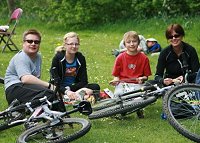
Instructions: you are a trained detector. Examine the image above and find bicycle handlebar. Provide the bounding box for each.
[122,84,157,96]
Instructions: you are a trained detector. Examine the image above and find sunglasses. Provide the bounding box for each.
[24,40,41,44]
[168,34,180,39]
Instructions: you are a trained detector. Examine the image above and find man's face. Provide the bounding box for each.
[23,34,40,56]
[147,41,154,47]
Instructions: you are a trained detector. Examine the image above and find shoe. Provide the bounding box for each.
[111,49,120,57]
[45,126,63,139]
[161,112,167,120]
[24,121,38,130]
[136,110,144,119]
[9,111,26,124]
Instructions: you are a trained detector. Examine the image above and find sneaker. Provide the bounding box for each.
[24,121,38,130]
[161,112,167,120]
[136,110,144,119]
[9,111,26,125]
[11,111,24,120]
[45,126,63,140]
[111,49,120,57]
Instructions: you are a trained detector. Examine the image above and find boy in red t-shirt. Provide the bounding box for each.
[110,31,152,118]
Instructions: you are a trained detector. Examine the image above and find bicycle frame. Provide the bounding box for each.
[8,96,91,126]
[117,84,174,101]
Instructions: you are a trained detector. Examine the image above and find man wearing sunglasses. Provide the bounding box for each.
[4,29,56,107]
[155,24,200,86]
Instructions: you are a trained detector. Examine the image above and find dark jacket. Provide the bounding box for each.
[155,42,200,84]
[50,51,88,94]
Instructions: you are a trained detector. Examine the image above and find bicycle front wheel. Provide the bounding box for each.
[17,118,91,143]
[89,96,157,119]
[163,84,200,142]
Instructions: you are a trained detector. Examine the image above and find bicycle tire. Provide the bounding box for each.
[92,98,118,111]
[17,118,91,143]
[89,96,157,119]
[163,84,200,142]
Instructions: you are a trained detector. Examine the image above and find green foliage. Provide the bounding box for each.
[162,0,189,15]
[1,0,200,29]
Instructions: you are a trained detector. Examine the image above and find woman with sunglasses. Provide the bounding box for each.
[50,32,100,103]
[155,24,200,86]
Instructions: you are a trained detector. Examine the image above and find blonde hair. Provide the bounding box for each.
[55,32,80,53]
[63,32,80,42]
[123,31,140,45]
[55,45,64,53]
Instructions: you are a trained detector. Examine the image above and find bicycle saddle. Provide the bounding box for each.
[74,101,92,115]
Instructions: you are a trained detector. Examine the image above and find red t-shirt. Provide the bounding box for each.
[112,52,152,83]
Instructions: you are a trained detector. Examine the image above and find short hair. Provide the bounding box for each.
[63,32,80,43]
[123,31,140,45]
[165,24,185,39]
[23,29,41,41]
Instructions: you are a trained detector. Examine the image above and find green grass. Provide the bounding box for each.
[0,16,200,142]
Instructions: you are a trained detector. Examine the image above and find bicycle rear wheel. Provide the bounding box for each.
[89,96,157,119]
[17,118,91,143]
[0,108,25,131]
[163,84,200,142]
[92,98,118,111]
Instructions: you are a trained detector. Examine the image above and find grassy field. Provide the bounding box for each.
[0,16,200,142]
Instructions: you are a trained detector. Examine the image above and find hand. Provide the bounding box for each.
[137,77,145,84]
[65,90,78,100]
[109,80,119,86]
[172,76,183,84]
[163,78,173,86]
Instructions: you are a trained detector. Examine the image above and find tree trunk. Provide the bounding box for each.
[7,0,15,14]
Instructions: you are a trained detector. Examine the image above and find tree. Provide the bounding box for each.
[7,0,15,14]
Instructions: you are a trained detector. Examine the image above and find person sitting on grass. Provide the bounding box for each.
[112,35,148,57]
[155,23,200,119]
[50,32,100,104]
[4,29,65,112]
[110,31,152,118]
[146,38,162,54]
[155,23,200,86]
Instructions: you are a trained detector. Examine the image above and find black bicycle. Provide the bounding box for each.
[89,81,173,119]
[163,83,200,142]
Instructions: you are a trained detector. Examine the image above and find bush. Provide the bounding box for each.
[1,0,200,29]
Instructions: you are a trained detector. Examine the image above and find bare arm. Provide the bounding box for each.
[21,74,49,88]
